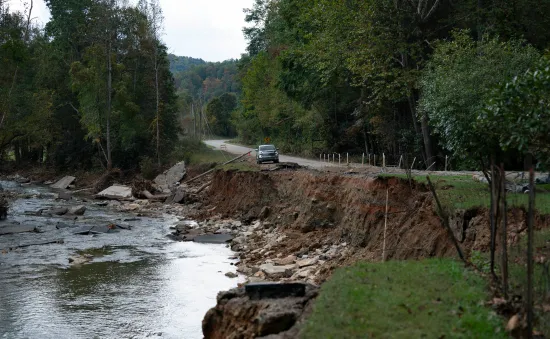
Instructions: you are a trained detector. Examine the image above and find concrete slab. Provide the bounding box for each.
[51,176,76,189]
[154,161,186,191]
[96,185,133,200]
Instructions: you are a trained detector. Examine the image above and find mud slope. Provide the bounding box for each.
[202,170,549,265]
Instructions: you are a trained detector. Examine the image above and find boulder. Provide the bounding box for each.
[225,272,238,278]
[119,203,140,211]
[68,205,86,216]
[166,188,185,204]
[274,255,297,266]
[58,191,72,201]
[73,224,122,235]
[154,161,186,192]
[44,207,69,216]
[96,185,133,200]
[291,268,315,280]
[202,284,318,339]
[296,257,318,268]
[16,176,30,184]
[51,176,76,189]
[259,263,295,278]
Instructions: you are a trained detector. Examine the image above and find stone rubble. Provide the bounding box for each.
[154,211,352,286]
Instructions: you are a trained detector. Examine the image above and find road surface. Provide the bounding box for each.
[203,140,325,169]
[202,140,549,183]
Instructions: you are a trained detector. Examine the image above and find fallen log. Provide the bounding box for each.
[196,181,211,194]
[184,151,251,185]
[142,190,170,201]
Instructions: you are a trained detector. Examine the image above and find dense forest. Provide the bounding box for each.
[2,0,550,173]
[235,0,550,170]
[0,0,178,170]
[168,54,206,73]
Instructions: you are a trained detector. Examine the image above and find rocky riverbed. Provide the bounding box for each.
[0,179,243,339]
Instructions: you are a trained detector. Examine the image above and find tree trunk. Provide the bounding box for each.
[106,40,112,171]
[420,112,433,167]
[407,95,427,163]
[199,103,203,140]
[192,104,196,138]
[14,140,21,165]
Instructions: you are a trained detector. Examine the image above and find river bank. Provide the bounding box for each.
[0,174,243,339]
[3,161,550,338]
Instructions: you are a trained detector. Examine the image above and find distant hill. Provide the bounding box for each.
[168,54,206,73]
[171,56,240,104]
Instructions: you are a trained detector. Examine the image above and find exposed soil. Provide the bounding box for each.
[4,164,549,338]
[194,170,548,281]
[193,168,550,339]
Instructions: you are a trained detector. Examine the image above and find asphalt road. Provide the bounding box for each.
[203,140,325,169]
[202,140,550,184]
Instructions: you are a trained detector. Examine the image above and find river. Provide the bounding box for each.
[0,181,242,339]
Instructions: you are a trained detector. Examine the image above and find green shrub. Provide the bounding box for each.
[139,157,159,180]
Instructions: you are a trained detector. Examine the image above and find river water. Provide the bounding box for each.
[0,181,242,339]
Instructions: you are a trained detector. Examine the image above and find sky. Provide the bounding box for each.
[7,0,254,62]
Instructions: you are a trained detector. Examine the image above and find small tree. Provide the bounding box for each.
[419,30,540,169]
[480,56,550,167]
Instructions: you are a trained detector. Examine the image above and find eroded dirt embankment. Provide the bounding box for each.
[199,170,548,275]
[197,169,550,338]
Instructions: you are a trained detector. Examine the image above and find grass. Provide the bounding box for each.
[506,229,550,334]
[300,259,506,339]
[382,174,550,214]
[188,145,258,172]
[189,147,234,164]
[469,228,550,335]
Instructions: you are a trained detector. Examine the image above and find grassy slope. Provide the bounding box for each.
[300,259,506,339]
[470,228,550,335]
[385,174,550,214]
[190,145,258,171]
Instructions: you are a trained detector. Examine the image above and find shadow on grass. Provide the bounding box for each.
[300,259,506,339]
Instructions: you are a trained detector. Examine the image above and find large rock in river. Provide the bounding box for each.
[96,185,133,200]
[202,283,318,339]
[51,176,76,189]
[154,161,186,193]
[68,205,86,216]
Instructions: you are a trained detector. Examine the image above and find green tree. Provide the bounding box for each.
[481,56,550,167]
[206,93,237,137]
[418,30,539,168]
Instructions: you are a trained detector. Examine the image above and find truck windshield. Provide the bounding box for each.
[260,145,276,151]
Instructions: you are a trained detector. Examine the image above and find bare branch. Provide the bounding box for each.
[423,0,441,21]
